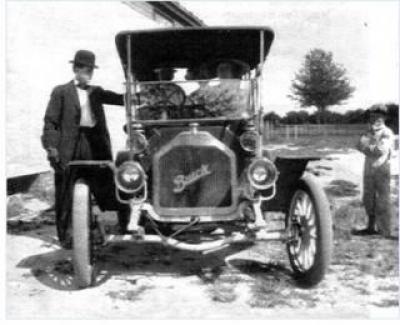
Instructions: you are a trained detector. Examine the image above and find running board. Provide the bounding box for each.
[105,229,288,252]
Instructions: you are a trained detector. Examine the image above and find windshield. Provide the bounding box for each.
[133,78,252,121]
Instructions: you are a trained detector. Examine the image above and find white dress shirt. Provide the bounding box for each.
[74,80,96,127]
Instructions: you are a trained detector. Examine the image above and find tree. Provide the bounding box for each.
[281,110,310,124]
[263,111,281,126]
[289,49,355,124]
[343,109,366,124]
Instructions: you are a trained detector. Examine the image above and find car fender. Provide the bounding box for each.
[261,155,321,212]
[67,160,121,211]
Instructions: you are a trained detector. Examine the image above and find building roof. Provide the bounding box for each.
[124,1,205,27]
[149,1,206,27]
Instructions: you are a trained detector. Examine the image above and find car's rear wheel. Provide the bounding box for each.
[72,179,95,288]
[286,174,332,287]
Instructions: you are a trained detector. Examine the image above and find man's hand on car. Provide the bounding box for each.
[47,147,64,172]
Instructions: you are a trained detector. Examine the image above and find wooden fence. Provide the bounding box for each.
[263,122,368,141]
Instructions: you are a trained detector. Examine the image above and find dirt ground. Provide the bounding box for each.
[6,136,399,319]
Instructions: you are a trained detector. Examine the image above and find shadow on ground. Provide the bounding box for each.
[324,179,360,198]
[17,235,293,292]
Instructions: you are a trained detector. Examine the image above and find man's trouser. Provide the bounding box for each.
[54,127,111,244]
[363,162,392,236]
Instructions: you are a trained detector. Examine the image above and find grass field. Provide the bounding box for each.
[6,134,399,317]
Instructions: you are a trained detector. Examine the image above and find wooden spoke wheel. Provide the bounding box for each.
[286,174,333,287]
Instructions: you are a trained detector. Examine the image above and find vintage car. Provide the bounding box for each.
[69,27,332,288]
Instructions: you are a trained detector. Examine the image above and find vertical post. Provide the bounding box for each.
[264,119,269,142]
[125,35,134,160]
[257,30,265,156]
[259,30,265,111]
[286,124,290,141]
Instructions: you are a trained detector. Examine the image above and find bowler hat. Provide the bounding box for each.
[69,50,98,69]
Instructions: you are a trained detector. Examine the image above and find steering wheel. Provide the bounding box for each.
[139,83,186,119]
[155,83,186,106]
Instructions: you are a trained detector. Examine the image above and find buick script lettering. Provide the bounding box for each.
[173,164,212,193]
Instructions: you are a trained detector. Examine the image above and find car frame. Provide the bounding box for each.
[67,27,333,288]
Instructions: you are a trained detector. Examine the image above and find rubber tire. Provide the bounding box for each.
[286,174,333,287]
[72,179,94,288]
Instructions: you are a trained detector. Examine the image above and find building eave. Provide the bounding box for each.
[123,1,205,27]
[148,1,205,27]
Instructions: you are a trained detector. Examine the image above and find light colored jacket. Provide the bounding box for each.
[357,125,394,169]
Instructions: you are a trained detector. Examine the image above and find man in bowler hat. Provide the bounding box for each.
[41,50,127,248]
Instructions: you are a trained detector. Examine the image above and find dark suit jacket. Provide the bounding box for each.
[41,80,124,164]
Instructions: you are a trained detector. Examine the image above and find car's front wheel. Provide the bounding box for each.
[72,179,95,288]
[286,174,332,287]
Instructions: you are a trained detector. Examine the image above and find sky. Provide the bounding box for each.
[5,0,161,175]
[181,0,399,115]
[3,0,399,175]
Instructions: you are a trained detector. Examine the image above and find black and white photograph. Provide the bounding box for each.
[3,0,399,319]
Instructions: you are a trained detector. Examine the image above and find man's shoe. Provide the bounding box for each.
[351,228,379,236]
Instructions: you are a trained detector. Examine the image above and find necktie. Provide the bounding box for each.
[77,84,89,90]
